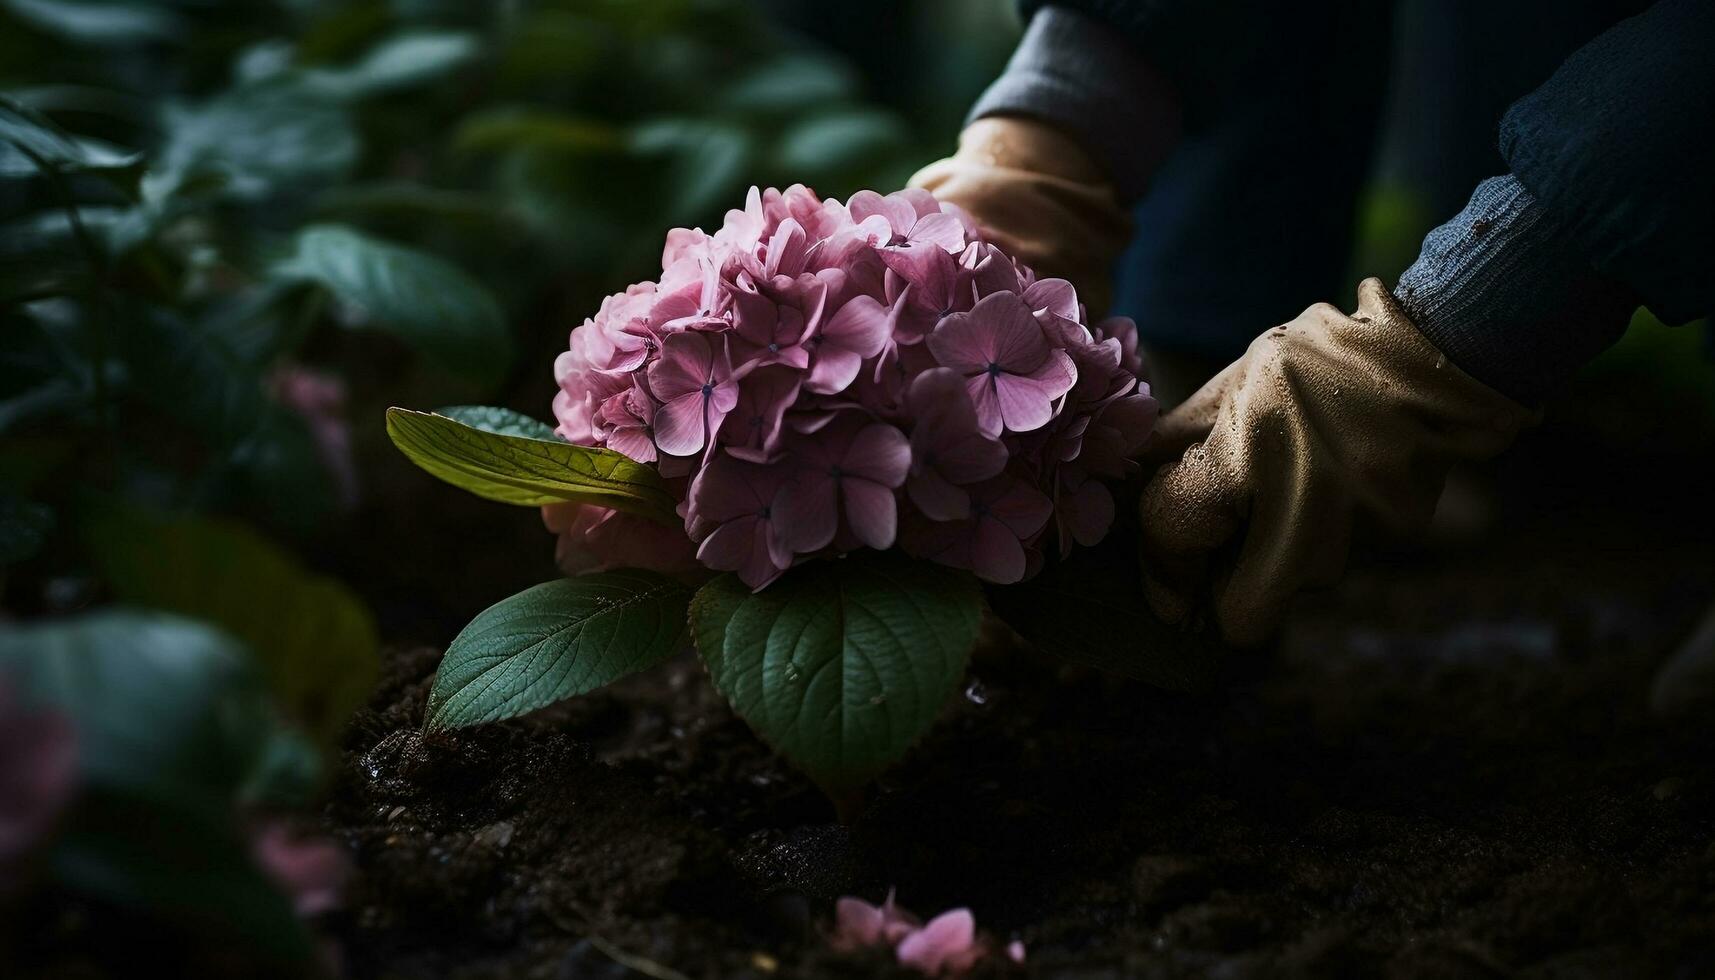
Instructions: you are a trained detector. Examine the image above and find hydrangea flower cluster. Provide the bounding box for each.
[551,185,1157,589]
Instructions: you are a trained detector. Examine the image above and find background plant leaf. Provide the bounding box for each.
[83,508,380,743]
[0,96,140,176]
[436,404,561,441]
[0,611,314,963]
[426,571,692,729]
[691,551,982,793]
[273,224,511,385]
[386,407,677,522]
[0,611,281,809]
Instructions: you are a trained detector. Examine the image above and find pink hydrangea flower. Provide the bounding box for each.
[550,185,1156,589]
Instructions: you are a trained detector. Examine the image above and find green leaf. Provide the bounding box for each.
[273,224,511,385]
[0,611,278,808]
[437,404,562,441]
[775,109,908,180]
[386,407,677,522]
[304,31,482,99]
[0,96,140,177]
[1,0,185,46]
[691,551,982,792]
[83,509,380,743]
[719,55,859,114]
[147,83,357,202]
[427,571,693,729]
[985,510,1224,691]
[455,107,623,155]
[629,119,750,224]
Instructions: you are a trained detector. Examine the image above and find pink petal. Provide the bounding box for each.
[1063,478,1115,547]
[766,218,808,278]
[774,475,838,554]
[697,515,760,571]
[652,391,709,457]
[983,292,1051,373]
[1023,278,1079,321]
[908,470,971,522]
[832,897,886,951]
[1006,940,1026,964]
[739,522,787,590]
[987,480,1053,538]
[844,423,910,486]
[842,478,899,550]
[895,909,976,976]
[964,374,1003,438]
[971,518,1027,585]
[821,295,892,355]
[908,211,966,252]
[606,424,656,463]
[936,431,1008,484]
[927,312,993,376]
[806,346,863,396]
[647,331,714,402]
[993,351,1075,434]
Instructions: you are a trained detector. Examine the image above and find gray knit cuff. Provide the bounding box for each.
[1395,175,1638,404]
[967,5,1180,203]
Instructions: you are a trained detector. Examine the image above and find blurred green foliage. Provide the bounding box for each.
[1,0,990,968]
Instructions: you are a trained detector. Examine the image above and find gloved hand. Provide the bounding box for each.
[1138,279,1540,646]
[910,116,1131,315]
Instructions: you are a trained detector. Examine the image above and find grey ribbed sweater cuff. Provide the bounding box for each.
[967,5,1180,202]
[1394,175,1638,405]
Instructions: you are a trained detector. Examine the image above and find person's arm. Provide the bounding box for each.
[1398,0,1713,404]
[1138,0,1713,645]
[964,5,1181,204]
[908,5,1185,313]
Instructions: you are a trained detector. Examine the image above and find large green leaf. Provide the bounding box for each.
[427,571,692,729]
[985,504,1224,691]
[84,509,380,742]
[386,407,677,523]
[274,224,511,384]
[691,552,982,792]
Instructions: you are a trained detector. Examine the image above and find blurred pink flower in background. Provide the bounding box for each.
[831,890,1026,977]
[549,184,1156,589]
[249,819,349,919]
[0,680,77,893]
[271,365,359,510]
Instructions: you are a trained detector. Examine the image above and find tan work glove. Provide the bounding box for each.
[1139,279,1540,646]
[910,116,1131,315]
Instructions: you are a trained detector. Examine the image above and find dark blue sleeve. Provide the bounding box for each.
[1499,0,1715,324]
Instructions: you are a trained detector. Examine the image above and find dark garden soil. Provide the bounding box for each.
[325,423,1715,979]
